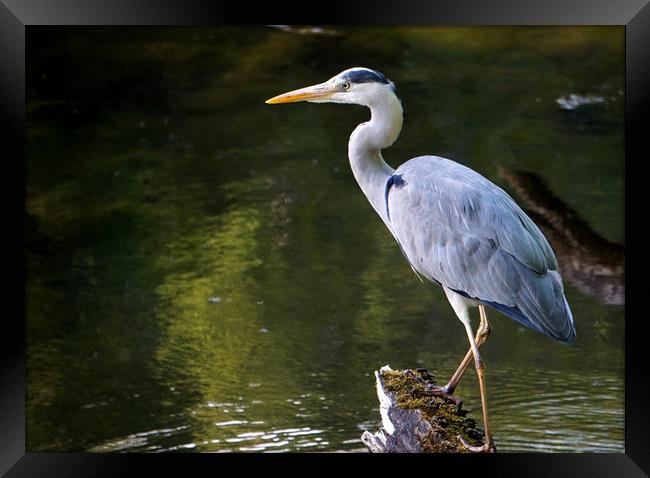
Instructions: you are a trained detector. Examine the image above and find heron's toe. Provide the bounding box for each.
[422,384,463,407]
[458,435,497,453]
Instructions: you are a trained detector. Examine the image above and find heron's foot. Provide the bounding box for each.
[458,435,496,453]
[402,369,463,408]
[420,384,463,408]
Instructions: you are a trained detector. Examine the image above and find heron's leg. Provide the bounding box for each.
[443,305,491,394]
[440,288,496,452]
[458,308,496,453]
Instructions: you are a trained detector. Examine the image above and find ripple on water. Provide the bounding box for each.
[488,368,624,453]
[221,426,327,452]
[88,425,191,452]
[88,364,622,454]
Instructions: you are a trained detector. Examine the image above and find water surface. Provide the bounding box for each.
[26,26,624,453]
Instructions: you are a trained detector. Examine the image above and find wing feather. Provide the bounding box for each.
[387,156,574,343]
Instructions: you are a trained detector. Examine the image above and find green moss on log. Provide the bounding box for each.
[380,368,485,452]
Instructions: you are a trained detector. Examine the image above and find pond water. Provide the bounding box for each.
[26,26,624,453]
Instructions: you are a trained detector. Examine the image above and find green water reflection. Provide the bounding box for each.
[26,26,624,452]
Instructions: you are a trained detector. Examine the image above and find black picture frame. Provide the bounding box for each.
[4,0,647,476]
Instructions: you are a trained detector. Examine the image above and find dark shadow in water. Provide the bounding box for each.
[498,168,624,305]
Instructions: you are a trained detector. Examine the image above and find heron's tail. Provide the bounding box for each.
[486,268,576,344]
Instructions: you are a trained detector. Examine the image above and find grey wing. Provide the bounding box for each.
[387,156,575,344]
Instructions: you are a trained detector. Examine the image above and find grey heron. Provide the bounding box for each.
[266,67,576,452]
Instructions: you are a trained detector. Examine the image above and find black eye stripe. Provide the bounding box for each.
[341,69,390,85]
[339,68,399,99]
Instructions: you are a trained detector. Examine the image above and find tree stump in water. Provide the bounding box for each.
[361,365,490,453]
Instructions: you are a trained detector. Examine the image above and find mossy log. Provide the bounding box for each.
[361,365,489,453]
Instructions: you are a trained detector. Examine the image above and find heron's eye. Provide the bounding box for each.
[341,82,350,90]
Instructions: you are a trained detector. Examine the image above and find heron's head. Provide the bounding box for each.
[265,67,398,108]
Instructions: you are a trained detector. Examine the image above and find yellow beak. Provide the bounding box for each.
[265,82,333,104]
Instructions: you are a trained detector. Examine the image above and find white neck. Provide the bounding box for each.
[347,90,403,226]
